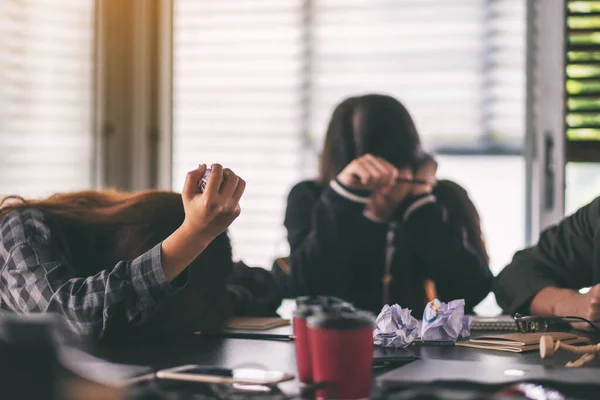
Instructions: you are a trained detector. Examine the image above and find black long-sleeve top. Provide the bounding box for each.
[283,178,492,316]
[494,196,600,315]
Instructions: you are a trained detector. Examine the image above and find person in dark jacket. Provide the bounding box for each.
[283,94,493,316]
[494,196,600,329]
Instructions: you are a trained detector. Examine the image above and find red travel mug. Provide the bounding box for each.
[294,297,357,384]
[293,305,315,383]
[307,310,374,399]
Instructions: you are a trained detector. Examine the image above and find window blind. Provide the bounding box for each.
[309,0,526,153]
[173,0,527,269]
[0,0,96,199]
[565,0,600,141]
[485,0,526,145]
[172,0,304,267]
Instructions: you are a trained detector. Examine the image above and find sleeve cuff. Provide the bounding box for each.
[493,269,557,315]
[227,285,251,316]
[329,179,370,204]
[130,242,187,310]
[402,194,437,221]
[363,210,387,224]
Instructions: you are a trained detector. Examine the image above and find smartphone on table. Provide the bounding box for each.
[156,364,294,388]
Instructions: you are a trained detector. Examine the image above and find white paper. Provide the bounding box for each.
[421,298,471,342]
[373,304,420,348]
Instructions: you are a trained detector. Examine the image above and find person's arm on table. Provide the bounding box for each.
[494,197,600,328]
[227,261,284,317]
[529,286,600,317]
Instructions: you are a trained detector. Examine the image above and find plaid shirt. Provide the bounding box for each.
[0,208,182,339]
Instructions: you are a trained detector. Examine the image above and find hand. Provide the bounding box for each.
[366,168,413,221]
[160,164,245,282]
[411,157,438,196]
[533,285,600,331]
[181,164,246,241]
[337,154,399,190]
[556,284,600,331]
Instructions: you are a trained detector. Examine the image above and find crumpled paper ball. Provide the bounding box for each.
[460,315,472,339]
[421,298,471,342]
[373,304,420,348]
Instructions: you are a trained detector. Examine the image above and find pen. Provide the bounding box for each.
[351,174,431,186]
[195,331,295,341]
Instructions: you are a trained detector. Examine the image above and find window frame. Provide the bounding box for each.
[97,0,166,191]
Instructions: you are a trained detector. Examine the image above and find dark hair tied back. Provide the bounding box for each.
[319,94,423,184]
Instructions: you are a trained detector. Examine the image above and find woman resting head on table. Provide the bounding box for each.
[0,164,245,340]
[283,93,493,315]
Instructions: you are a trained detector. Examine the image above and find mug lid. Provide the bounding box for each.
[307,310,374,330]
[295,296,353,308]
[293,304,316,318]
[293,300,355,319]
[295,296,327,307]
[330,302,355,313]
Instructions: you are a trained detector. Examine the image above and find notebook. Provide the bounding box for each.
[195,319,293,340]
[456,332,589,353]
[226,317,290,331]
[470,315,519,332]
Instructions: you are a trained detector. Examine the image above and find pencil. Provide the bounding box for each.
[397,177,430,185]
[351,174,431,186]
[195,331,295,341]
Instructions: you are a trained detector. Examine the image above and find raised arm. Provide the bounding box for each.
[285,180,386,299]
[286,155,418,299]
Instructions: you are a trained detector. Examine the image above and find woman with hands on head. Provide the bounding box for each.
[0,163,245,340]
[284,94,493,315]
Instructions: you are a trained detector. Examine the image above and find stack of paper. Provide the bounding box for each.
[456,332,589,353]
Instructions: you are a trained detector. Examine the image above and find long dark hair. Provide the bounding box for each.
[0,190,234,337]
[318,94,424,185]
[433,180,489,263]
[0,190,231,273]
